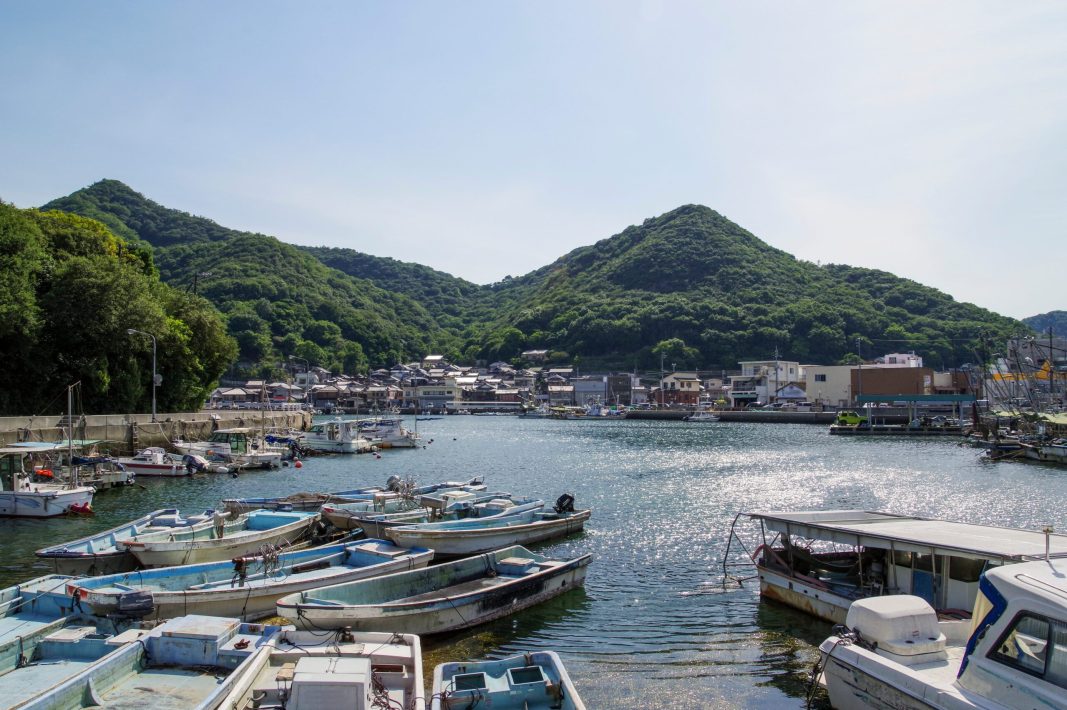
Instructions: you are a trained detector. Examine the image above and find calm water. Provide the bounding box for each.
[3,416,1065,708]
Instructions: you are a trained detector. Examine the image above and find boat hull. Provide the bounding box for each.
[122,514,319,567]
[821,649,939,710]
[386,510,590,557]
[757,565,851,624]
[119,462,189,477]
[280,552,591,635]
[0,488,94,518]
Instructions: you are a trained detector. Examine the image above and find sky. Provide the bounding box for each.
[1,1,1064,319]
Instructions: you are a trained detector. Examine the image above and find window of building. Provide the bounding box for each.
[814,374,827,382]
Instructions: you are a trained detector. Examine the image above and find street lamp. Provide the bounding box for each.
[289,355,310,405]
[127,328,158,422]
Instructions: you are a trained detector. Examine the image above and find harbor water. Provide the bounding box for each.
[2,416,1065,708]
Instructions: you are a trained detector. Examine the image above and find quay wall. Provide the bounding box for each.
[625,410,836,424]
[0,410,312,453]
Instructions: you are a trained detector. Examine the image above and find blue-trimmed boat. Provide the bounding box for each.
[19,615,279,710]
[431,651,587,710]
[35,508,216,575]
[70,538,432,622]
[276,545,592,635]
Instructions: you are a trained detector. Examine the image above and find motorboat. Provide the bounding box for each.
[431,651,587,710]
[684,411,721,422]
[276,545,592,635]
[19,615,279,710]
[726,509,1067,625]
[818,557,1067,709]
[118,509,320,567]
[297,418,376,454]
[9,440,134,491]
[114,446,192,477]
[35,507,216,575]
[320,487,507,538]
[69,538,432,621]
[386,495,587,558]
[356,416,421,448]
[216,628,425,710]
[172,428,283,469]
[0,444,95,518]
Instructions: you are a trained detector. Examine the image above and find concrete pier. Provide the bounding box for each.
[0,410,312,453]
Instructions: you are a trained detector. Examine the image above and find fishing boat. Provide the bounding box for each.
[1021,438,1067,464]
[431,651,587,710]
[276,545,592,635]
[298,418,376,453]
[0,445,95,518]
[725,509,1067,625]
[119,509,320,567]
[10,440,136,491]
[817,557,1067,709]
[320,488,515,537]
[35,508,216,575]
[0,575,80,653]
[221,475,485,514]
[114,446,193,477]
[172,428,283,469]
[20,615,279,710]
[216,628,425,710]
[386,496,588,557]
[69,538,432,622]
[0,623,151,708]
[357,416,421,448]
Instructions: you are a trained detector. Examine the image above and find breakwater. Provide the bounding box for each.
[0,410,312,452]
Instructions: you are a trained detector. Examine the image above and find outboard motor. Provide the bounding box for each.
[183,454,208,474]
[554,494,576,514]
[115,590,155,619]
[386,475,401,492]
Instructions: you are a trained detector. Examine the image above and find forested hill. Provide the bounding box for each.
[43,180,460,373]
[1024,311,1067,337]
[43,182,1024,373]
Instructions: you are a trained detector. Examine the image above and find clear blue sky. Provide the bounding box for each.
[2,1,1064,319]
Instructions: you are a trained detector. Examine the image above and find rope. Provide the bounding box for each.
[805,625,855,708]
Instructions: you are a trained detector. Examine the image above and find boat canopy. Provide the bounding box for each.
[747,510,1067,562]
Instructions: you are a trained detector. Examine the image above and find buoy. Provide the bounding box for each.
[295,460,303,469]
[36,469,54,478]
[375,454,382,459]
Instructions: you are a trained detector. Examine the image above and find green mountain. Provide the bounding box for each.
[43,181,459,374]
[43,183,1023,374]
[1024,311,1067,338]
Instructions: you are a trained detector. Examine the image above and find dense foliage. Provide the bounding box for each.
[0,202,235,415]
[1024,311,1067,338]
[45,181,460,376]
[44,183,1025,379]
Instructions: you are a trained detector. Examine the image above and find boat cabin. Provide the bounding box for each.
[208,429,253,455]
[739,510,1067,625]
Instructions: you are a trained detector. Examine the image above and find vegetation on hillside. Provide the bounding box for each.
[44,181,461,376]
[0,202,235,415]
[44,183,1025,377]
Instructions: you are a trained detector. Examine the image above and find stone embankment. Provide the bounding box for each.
[0,410,312,453]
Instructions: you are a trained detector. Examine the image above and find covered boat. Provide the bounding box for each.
[386,496,588,557]
[18,615,279,710]
[69,538,432,622]
[729,509,1067,625]
[119,509,320,567]
[431,651,587,710]
[0,445,95,518]
[172,428,283,469]
[35,508,216,575]
[276,545,592,635]
[216,628,425,710]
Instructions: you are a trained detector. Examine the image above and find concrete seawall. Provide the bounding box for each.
[624,410,836,424]
[0,410,312,453]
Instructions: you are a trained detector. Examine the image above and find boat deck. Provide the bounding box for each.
[396,574,516,603]
[0,614,63,646]
[98,666,231,709]
[4,658,100,706]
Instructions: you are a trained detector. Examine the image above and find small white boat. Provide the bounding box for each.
[357,416,421,448]
[0,445,94,518]
[684,411,720,422]
[119,509,320,567]
[818,557,1067,709]
[386,496,588,557]
[298,418,376,453]
[172,428,283,469]
[35,508,216,575]
[19,615,279,710]
[217,628,425,710]
[432,651,587,710]
[114,447,192,477]
[69,538,432,621]
[277,545,592,635]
